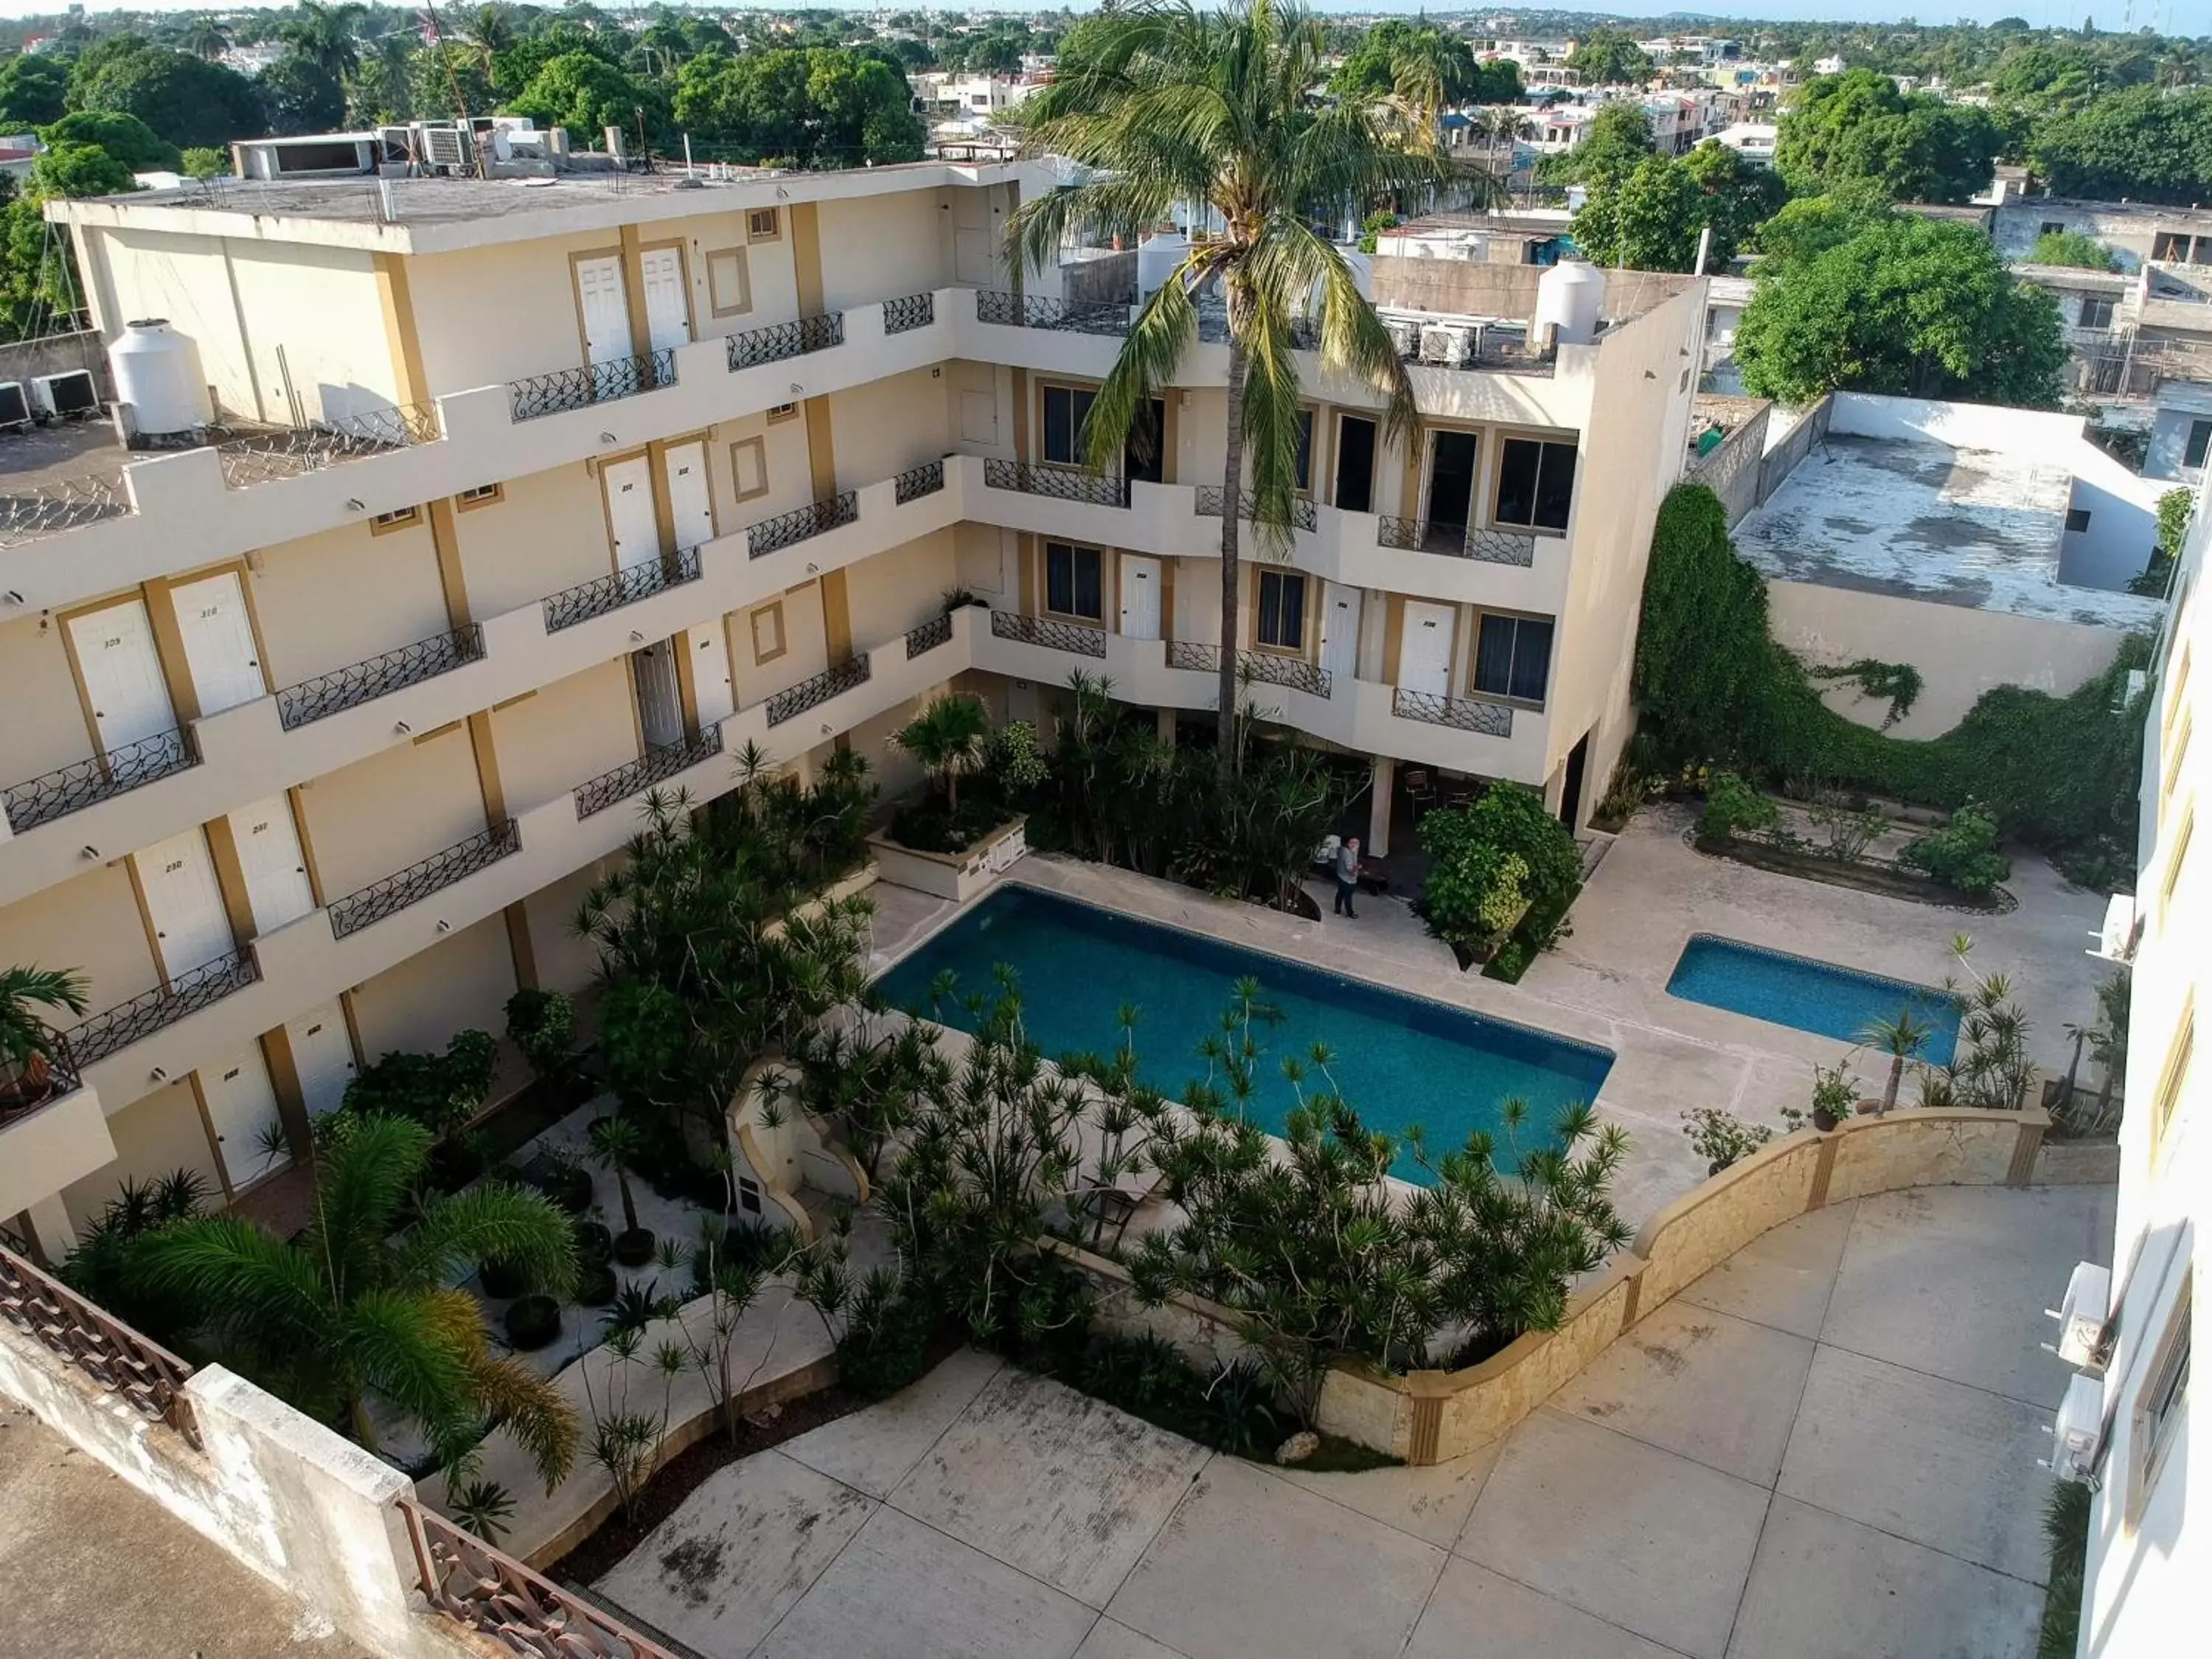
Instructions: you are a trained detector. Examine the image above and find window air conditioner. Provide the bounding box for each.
[29,369,99,422]
[418,125,469,172]
[1420,324,1471,367]
[1383,318,1422,358]
[2044,1373,2104,1485]
[2044,1262,2112,1373]
[0,381,30,431]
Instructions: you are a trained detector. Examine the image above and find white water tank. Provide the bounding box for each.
[108,319,203,437]
[1138,231,1189,301]
[1533,260,1606,347]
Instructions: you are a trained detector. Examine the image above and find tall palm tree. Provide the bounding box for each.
[893,693,992,813]
[178,15,233,61]
[1859,1007,1936,1116]
[140,1115,580,1488]
[279,0,366,84]
[459,3,516,77]
[1012,0,1469,773]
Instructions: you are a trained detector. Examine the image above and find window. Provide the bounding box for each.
[730,437,769,501]
[369,504,421,535]
[737,1175,763,1215]
[766,401,799,424]
[1493,437,1577,532]
[2153,230,2193,262]
[1041,384,1096,467]
[750,602,785,664]
[1471,612,1554,704]
[1256,570,1306,650]
[746,207,780,243]
[1294,408,1315,493]
[2041,220,2067,238]
[2165,712,2191,819]
[2067,507,2093,533]
[2134,1280,2191,1520]
[706,246,753,317]
[2187,419,2212,471]
[2080,294,2114,330]
[454,483,503,511]
[2162,808,2193,923]
[1044,541,1103,620]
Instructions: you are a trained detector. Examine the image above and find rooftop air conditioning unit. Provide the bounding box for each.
[1383,318,1422,358]
[0,381,30,432]
[2044,1373,2104,1485]
[418,125,469,173]
[29,369,98,422]
[1420,324,1471,367]
[2091,892,2140,963]
[2044,1262,2112,1373]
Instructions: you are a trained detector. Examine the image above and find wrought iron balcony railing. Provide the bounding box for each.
[329,819,520,939]
[766,655,872,726]
[747,491,858,558]
[1392,686,1514,737]
[276,625,485,730]
[1166,640,1332,698]
[541,548,702,633]
[883,291,936,335]
[990,608,1107,658]
[0,1025,79,1129]
[573,728,726,819]
[983,459,1130,509]
[1375,517,1540,566]
[905,612,954,658]
[507,349,676,421]
[894,460,945,504]
[2,728,199,835]
[399,1498,680,1659]
[66,950,260,1068]
[973,289,1132,336]
[726,311,844,372]
[0,469,130,548]
[0,1241,201,1450]
[1467,526,1540,566]
[1194,487,1318,533]
[215,403,442,489]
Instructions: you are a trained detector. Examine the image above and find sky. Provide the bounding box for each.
[1,0,2208,31]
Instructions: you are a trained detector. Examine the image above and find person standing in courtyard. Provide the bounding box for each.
[1334,835,1362,918]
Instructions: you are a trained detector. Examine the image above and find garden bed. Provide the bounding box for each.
[869,815,1029,902]
[1688,830,2017,913]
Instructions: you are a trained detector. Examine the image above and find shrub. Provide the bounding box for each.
[504,1294,563,1352]
[1419,783,1579,956]
[834,1270,940,1399]
[1680,1106,1773,1169]
[504,988,577,1088]
[341,1030,498,1140]
[1696,772,1776,841]
[1899,801,2011,896]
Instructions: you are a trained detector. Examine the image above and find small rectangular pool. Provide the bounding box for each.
[1665,934,1960,1062]
[873,886,1614,1181]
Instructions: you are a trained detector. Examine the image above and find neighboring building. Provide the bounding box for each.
[1377,209,1576,267]
[1709,121,1777,167]
[2069,464,2205,1659]
[1994,199,2212,275]
[0,160,1701,1257]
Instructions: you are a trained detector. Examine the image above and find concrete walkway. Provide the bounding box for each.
[588,1182,2111,1659]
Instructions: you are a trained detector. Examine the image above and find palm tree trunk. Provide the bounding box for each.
[1882,1054,1902,1116]
[1217,338,1248,776]
[618,1167,639,1235]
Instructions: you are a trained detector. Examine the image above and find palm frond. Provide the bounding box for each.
[467,1352,582,1492]
[139,1216,331,1352]
[302,1114,434,1304]
[338,1287,477,1449]
[1083,270,1200,473]
[393,1181,581,1298]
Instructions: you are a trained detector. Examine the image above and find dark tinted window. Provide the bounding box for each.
[1043,386,1096,466]
[1472,613,1554,704]
[1495,437,1576,532]
[1046,542,1103,619]
[1257,571,1306,648]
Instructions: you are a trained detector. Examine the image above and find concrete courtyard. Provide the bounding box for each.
[588,1180,2110,1659]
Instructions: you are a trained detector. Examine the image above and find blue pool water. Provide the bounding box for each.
[874,886,1614,1180]
[1666,934,1960,1062]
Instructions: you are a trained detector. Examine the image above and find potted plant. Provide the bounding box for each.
[1680,1106,1773,1175]
[478,1257,529,1299]
[504,1293,563,1352]
[1796,1059,1860,1133]
[588,1114,655,1266]
[533,1142,593,1214]
[573,1220,613,1267]
[0,966,90,1114]
[576,1262,619,1307]
[504,987,578,1094]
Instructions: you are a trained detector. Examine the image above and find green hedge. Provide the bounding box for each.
[1632,484,2152,866]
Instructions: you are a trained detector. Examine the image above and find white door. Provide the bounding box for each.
[228,794,314,933]
[134,827,234,981]
[633,641,685,748]
[170,570,267,717]
[691,625,734,728]
[663,440,714,552]
[1399,600,1456,699]
[639,246,691,354]
[1321,583,1363,681]
[1119,555,1161,641]
[575,254,632,366]
[68,600,175,752]
[288,1002,358,1119]
[953,189,996,285]
[602,454,660,571]
[201,1047,288,1186]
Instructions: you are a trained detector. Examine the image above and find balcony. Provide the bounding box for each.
[573,728,727,819]
[984,459,1130,509]
[1166,639,1332,698]
[726,311,844,372]
[214,403,442,490]
[1194,487,1318,534]
[991,609,1107,658]
[883,292,936,335]
[0,468,128,549]
[905,612,954,658]
[541,548,703,633]
[507,349,676,422]
[767,655,873,726]
[1391,686,1514,737]
[2,729,200,835]
[973,289,1131,336]
[66,950,261,1068]
[747,492,860,559]
[328,819,520,939]
[1375,517,1539,567]
[894,460,946,504]
[0,1058,115,1225]
[275,626,486,730]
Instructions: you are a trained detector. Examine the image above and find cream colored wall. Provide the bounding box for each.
[843,700,932,798]
[88,229,248,422]
[60,1079,218,1234]
[712,408,818,529]
[953,523,1016,600]
[294,722,485,900]
[941,358,1017,460]
[665,208,800,341]
[349,912,516,1062]
[829,366,953,490]
[844,532,958,647]
[0,860,161,1018]
[729,581,829,710]
[453,462,613,619]
[816,192,947,313]
[224,240,396,422]
[0,609,104,784]
[490,660,639,816]
[251,519,450,689]
[1765,580,2129,740]
[521,860,607,995]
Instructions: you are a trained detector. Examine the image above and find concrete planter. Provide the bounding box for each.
[868,814,1029,902]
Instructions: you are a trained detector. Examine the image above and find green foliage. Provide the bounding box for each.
[1680,1106,1773,1169]
[1564,27,1653,88]
[41,109,177,172]
[1805,1060,1859,1124]
[671,47,922,167]
[1899,802,2012,897]
[339,1030,498,1142]
[2037,1481,2090,1659]
[179,146,226,179]
[1916,938,2038,1113]
[2130,488,2194,598]
[61,1167,212,1340]
[1776,68,2003,204]
[1696,772,1778,842]
[508,50,669,150]
[1807,658,1922,728]
[0,963,88,1083]
[2027,229,2118,271]
[504,987,576,1088]
[1543,100,1652,187]
[2031,86,2212,208]
[893,692,992,813]
[1633,483,2150,865]
[30,141,136,198]
[833,1269,940,1399]
[260,54,346,136]
[1355,209,1397,257]
[0,55,69,128]
[1418,784,1578,957]
[1737,210,2065,407]
[0,190,87,339]
[68,41,265,153]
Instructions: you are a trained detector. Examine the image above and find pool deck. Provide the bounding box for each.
[865,802,2111,1225]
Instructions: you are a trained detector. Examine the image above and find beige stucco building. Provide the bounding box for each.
[0,159,1700,1252]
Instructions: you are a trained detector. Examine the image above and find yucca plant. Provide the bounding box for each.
[0,964,90,1110]
[1860,1007,1938,1117]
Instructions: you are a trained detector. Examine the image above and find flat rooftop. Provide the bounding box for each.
[1734,432,2160,628]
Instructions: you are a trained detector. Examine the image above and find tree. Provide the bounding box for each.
[507,50,668,148]
[31,142,138,198]
[0,964,88,1107]
[41,110,179,173]
[1012,0,1458,773]
[894,694,992,813]
[0,189,89,340]
[181,147,227,180]
[1417,782,1580,957]
[0,55,69,128]
[1735,213,2065,407]
[459,4,518,77]
[260,55,346,136]
[1543,100,1652,187]
[2027,229,2117,270]
[1860,1009,1938,1115]
[1565,28,1652,87]
[177,15,232,63]
[1570,153,1701,271]
[277,0,366,85]
[140,1115,580,1486]
[1776,69,2002,205]
[69,44,265,153]
[2031,87,2212,209]
[1328,20,1473,111]
[673,47,920,167]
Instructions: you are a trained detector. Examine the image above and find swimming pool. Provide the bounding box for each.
[1665,934,1960,1062]
[874,885,1614,1180]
